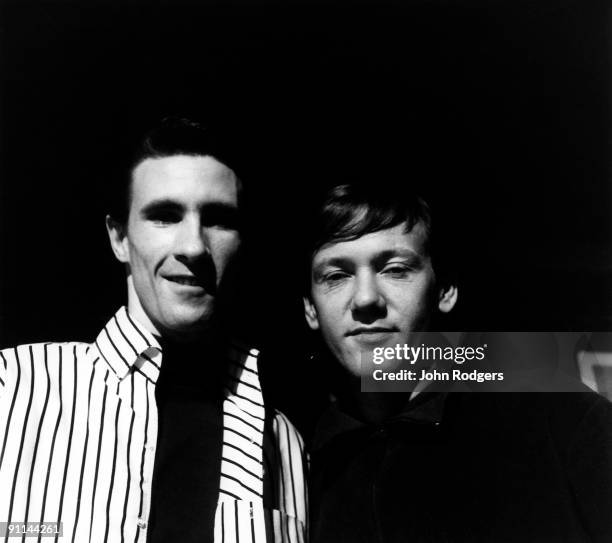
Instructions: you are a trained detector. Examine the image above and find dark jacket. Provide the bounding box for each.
[310,390,612,543]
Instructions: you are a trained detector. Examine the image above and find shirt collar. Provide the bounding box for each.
[223,339,265,419]
[94,306,162,382]
[94,307,262,394]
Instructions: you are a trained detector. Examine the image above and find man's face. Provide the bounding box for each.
[108,155,241,340]
[304,222,456,377]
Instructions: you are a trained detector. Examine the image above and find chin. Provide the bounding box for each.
[164,307,216,336]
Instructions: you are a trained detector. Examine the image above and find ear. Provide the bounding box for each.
[438,284,458,313]
[303,296,320,330]
[106,215,130,264]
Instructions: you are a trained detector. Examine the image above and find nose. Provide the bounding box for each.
[351,271,384,312]
[175,217,210,261]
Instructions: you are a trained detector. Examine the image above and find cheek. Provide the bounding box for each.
[127,225,167,270]
[393,285,434,323]
[318,316,344,353]
[128,239,158,274]
[209,232,241,268]
[313,296,344,334]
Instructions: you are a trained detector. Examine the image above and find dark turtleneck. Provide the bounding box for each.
[146,338,228,543]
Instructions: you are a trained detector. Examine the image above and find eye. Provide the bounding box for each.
[325,271,348,282]
[316,270,350,286]
[382,264,412,278]
[149,210,182,225]
[201,207,240,230]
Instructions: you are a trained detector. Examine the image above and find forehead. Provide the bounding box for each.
[130,155,239,207]
[312,222,428,266]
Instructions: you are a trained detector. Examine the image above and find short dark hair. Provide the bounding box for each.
[305,181,454,291]
[108,116,242,224]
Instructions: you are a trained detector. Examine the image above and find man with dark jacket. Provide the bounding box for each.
[303,181,612,542]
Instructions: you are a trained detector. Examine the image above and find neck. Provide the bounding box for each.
[156,335,229,397]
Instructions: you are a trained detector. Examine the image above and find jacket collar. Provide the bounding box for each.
[312,391,448,452]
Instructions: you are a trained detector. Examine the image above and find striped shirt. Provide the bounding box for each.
[0,307,307,542]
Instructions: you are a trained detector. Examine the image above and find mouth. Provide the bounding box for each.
[163,275,205,288]
[346,326,397,337]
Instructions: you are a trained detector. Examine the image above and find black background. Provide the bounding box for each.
[1,0,611,356]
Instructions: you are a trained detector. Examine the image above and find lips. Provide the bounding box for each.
[164,275,204,288]
[346,326,396,337]
[345,326,398,346]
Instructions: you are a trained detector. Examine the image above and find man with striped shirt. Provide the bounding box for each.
[0,118,307,543]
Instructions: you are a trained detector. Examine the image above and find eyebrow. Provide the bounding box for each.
[139,199,239,216]
[139,199,183,216]
[375,248,423,262]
